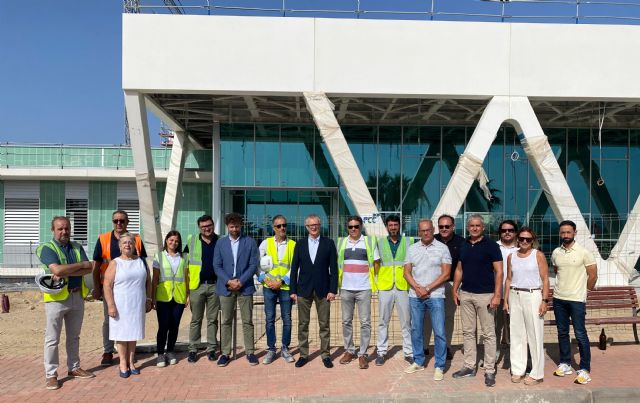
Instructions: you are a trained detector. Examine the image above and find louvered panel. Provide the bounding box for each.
[117,199,140,234]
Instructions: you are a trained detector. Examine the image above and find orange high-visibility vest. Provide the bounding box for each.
[98,231,143,283]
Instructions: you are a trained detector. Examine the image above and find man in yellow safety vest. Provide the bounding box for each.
[337,215,380,370]
[184,214,220,363]
[374,214,414,366]
[37,216,95,390]
[258,215,296,365]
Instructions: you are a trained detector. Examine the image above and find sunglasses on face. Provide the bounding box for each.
[500,228,516,233]
[274,224,287,229]
[348,225,360,230]
[518,237,533,243]
[438,225,451,230]
[112,219,126,224]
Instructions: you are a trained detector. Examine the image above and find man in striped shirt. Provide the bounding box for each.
[337,216,380,369]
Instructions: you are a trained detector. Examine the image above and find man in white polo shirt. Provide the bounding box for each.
[337,216,380,369]
[403,219,451,381]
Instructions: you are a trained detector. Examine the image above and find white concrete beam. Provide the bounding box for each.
[212,122,222,235]
[124,91,163,260]
[303,92,386,236]
[160,130,188,237]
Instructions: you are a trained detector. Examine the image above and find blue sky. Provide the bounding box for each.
[1,1,637,146]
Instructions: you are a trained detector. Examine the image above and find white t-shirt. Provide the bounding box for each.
[341,236,380,291]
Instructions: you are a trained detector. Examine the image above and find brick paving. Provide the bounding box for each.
[1,342,639,402]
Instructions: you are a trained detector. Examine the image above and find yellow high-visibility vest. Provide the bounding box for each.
[155,251,187,304]
[262,237,296,291]
[376,236,414,291]
[36,241,89,302]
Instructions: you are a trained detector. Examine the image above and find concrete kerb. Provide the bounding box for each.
[154,388,640,403]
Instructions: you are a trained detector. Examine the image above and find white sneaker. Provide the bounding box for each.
[433,367,444,381]
[554,363,573,377]
[156,354,167,367]
[404,362,424,374]
[575,369,592,385]
[166,352,177,365]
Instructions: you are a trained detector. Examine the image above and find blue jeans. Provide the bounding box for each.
[263,287,292,352]
[553,298,591,371]
[410,297,446,369]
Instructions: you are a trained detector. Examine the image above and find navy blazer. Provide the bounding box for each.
[290,236,338,299]
[213,234,259,297]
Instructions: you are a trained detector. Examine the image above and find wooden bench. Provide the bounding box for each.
[544,286,640,344]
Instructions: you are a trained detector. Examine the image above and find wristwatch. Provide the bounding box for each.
[542,298,549,303]
[425,287,431,294]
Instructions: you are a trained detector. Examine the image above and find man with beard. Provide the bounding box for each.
[374,215,414,365]
[551,220,597,385]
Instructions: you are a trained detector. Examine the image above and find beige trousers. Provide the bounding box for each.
[459,290,496,374]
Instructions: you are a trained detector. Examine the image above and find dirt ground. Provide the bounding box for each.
[0,290,192,356]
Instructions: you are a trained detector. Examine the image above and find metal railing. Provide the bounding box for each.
[124,0,640,25]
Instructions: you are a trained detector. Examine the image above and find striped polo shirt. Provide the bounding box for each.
[341,236,380,291]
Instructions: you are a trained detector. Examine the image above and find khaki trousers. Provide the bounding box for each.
[219,293,254,356]
[44,292,84,378]
[459,290,496,374]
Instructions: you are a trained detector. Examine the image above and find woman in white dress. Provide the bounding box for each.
[103,232,152,378]
[504,227,550,386]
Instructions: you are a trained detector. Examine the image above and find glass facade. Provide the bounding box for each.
[219,123,639,255]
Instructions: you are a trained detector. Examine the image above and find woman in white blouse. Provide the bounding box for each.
[151,230,189,367]
[504,227,550,385]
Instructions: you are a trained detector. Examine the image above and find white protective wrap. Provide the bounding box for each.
[303,92,387,236]
[160,130,188,237]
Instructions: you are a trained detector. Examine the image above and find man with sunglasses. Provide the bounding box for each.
[337,216,380,369]
[257,215,296,364]
[184,215,220,363]
[92,210,146,367]
[424,214,464,360]
[496,220,518,348]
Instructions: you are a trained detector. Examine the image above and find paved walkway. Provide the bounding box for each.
[1,343,638,402]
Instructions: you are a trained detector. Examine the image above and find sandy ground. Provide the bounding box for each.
[0,290,192,356]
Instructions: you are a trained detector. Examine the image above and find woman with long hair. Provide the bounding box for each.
[504,227,550,385]
[152,230,189,367]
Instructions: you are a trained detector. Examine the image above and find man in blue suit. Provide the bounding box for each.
[290,213,338,368]
[213,213,259,367]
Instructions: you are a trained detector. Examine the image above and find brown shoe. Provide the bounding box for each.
[358,355,369,369]
[511,374,525,383]
[524,376,543,386]
[339,352,355,365]
[45,377,59,390]
[68,368,95,379]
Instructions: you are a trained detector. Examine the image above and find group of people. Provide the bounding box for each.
[37,210,597,391]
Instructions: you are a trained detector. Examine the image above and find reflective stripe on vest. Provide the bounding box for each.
[98,231,142,284]
[187,234,202,290]
[376,236,414,291]
[36,241,89,302]
[337,236,377,291]
[155,251,187,304]
[262,237,296,291]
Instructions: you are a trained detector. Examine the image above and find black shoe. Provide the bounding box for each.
[246,354,259,366]
[101,352,114,367]
[295,357,308,368]
[322,357,334,368]
[452,367,476,379]
[424,348,430,356]
[217,355,230,367]
[375,355,385,366]
[485,372,496,387]
[207,351,218,361]
[404,356,414,364]
[187,351,198,363]
[446,348,453,361]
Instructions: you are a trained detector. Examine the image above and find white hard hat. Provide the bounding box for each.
[259,256,273,272]
[35,271,66,295]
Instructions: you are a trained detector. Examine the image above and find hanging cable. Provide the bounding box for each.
[597,102,606,187]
